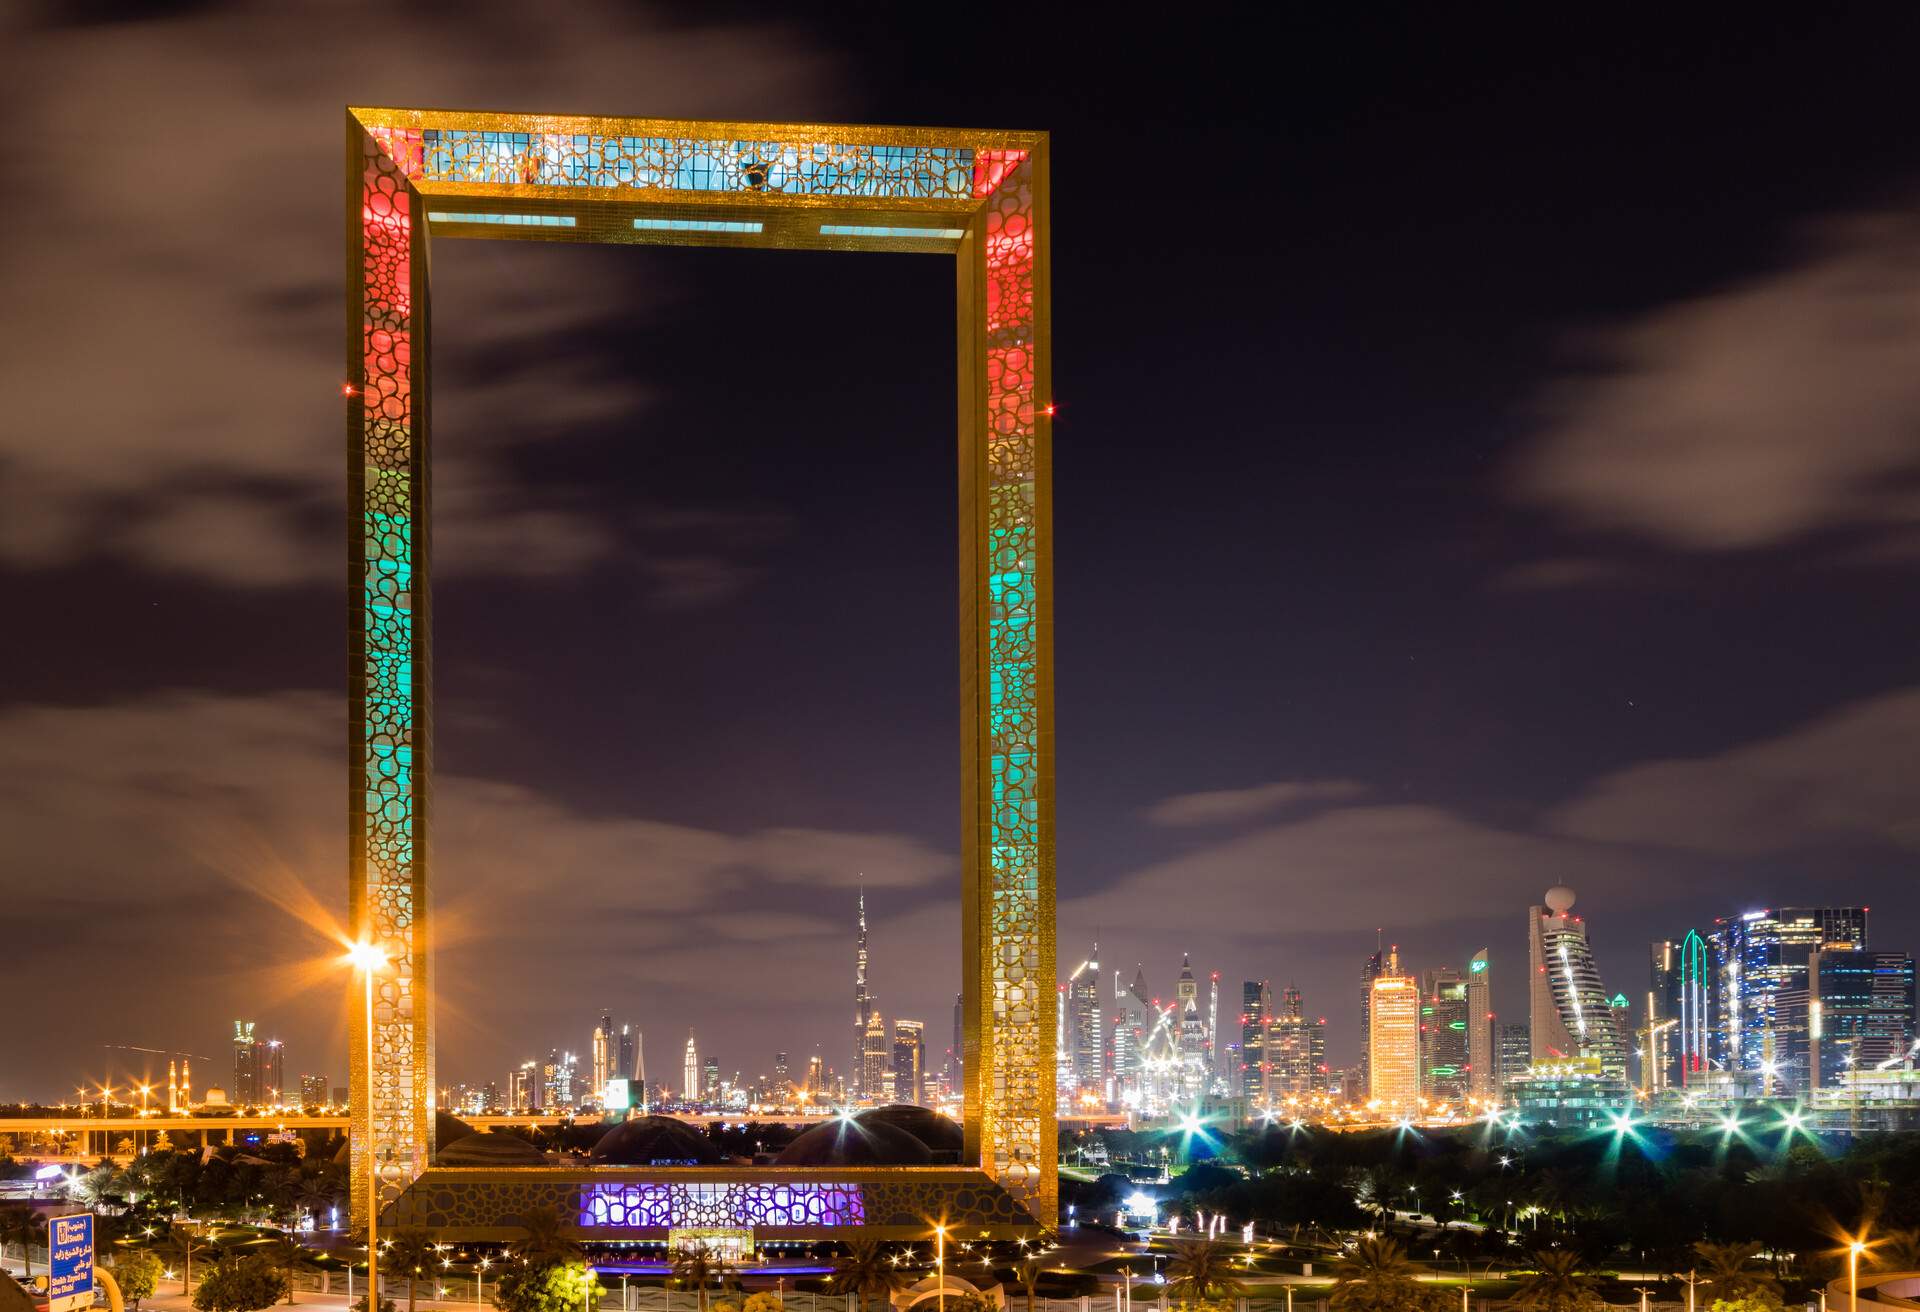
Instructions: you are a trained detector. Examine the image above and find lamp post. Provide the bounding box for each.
[933,1224,947,1312]
[345,941,389,1312]
[1850,1240,1866,1312]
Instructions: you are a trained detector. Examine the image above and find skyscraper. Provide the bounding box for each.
[1714,907,1869,1085]
[232,1022,283,1105]
[508,1061,535,1112]
[1240,980,1271,1101]
[1067,941,1105,1101]
[1497,1023,1531,1094]
[1267,983,1326,1101]
[861,1013,890,1102]
[951,992,963,1096]
[1368,951,1420,1112]
[853,887,874,1098]
[1780,949,1915,1093]
[1359,943,1385,1097]
[618,1024,640,1084]
[592,1010,613,1104]
[1466,950,1495,1100]
[892,1020,926,1106]
[682,1031,699,1103]
[541,1049,576,1109]
[1175,954,1208,1100]
[1528,886,1629,1077]
[299,1074,329,1106]
[1420,967,1470,1102]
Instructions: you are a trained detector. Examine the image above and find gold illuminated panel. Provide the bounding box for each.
[344,108,1055,1233]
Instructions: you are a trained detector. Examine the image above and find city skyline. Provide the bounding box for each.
[25,882,1910,1109]
[5,7,1920,1106]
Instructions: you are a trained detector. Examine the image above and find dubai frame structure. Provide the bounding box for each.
[345,108,1055,1240]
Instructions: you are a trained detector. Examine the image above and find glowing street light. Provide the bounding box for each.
[1849,1238,1868,1312]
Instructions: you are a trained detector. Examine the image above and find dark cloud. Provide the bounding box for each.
[0,1,839,587]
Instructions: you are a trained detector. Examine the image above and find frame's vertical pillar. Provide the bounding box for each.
[960,139,1056,1225]
[347,113,435,1236]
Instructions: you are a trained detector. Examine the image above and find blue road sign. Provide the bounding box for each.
[47,1214,94,1312]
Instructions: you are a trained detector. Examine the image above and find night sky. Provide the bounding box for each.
[4,5,1920,1100]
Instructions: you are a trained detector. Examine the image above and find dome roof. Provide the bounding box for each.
[773,1116,933,1167]
[1544,885,1577,915]
[589,1116,724,1166]
[436,1110,479,1145]
[857,1105,964,1154]
[437,1131,548,1166]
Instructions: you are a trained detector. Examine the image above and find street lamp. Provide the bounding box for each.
[1850,1239,1867,1312]
[344,940,389,1311]
[932,1223,947,1312]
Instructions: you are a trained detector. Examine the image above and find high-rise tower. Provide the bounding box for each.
[1368,947,1419,1112]
[1528,886,1629,1077]
[1359,941,1385,1097]
[683,1031,699,1103]
[853,886,874,1097]
[592,1010,613,1104]
[1067,939,1104,1101]
[1466,950,1495,1100]
[1176,953,1207,1100]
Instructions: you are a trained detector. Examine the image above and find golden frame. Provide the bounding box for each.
[345,107,1056,1236]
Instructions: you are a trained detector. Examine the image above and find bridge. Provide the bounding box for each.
[0,1110,1131,1160]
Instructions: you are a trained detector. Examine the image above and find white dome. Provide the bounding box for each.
[1544,885,1577,914]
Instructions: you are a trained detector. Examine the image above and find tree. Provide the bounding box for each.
[1164,1239,1246,1305]
[0,1208,45,1279]
[831,1241,904,1312]
[740,1295,783,1312]
[115,1250,164,1309]
[172,1224,219,1296]
[669,1245,738,1312]
[513,1205,582,1267]
[492,1261,597,1312]
[1694,1242,1782,1305]
[261,1235,318,1305]
[1512,1249,1601,1311]
[193,1256,290,1312]
[1706,1296,1785,1312]
[384,1230,440,1312]
[1329,1236,1440,1312]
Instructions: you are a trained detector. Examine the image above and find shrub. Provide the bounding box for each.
[192,1257,290,1312]
[115,1250,164,1308]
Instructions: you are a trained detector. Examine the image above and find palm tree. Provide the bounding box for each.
[514,1204,583,1267]
[384,1230,439,1312]
[832,1241,905,1312]
[1012,1245,1050,1312]
[1329,1235,1424,1312]
[1694,1241,1782,1304]
[1164,1238,1246,1306]
[260,1236,315,1306]
[669,1245,738,1312]
[0,1209,45,1279]
[1512,1250,1599,1311]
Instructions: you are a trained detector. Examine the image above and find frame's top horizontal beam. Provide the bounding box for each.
[351,106,1042,210]
[350,106,1045,151]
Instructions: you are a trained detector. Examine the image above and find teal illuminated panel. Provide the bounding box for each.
[418,131,976,199]
[428,212,576,227]
[633,218,764,234]
[820,224,965,239]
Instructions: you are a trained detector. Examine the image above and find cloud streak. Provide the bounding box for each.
[0,3,837,588]
[1513,210,1920,553]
